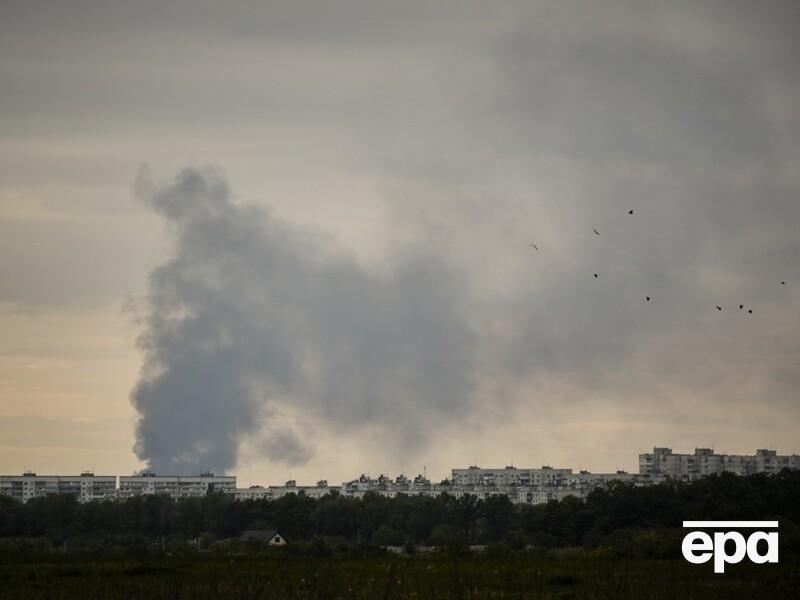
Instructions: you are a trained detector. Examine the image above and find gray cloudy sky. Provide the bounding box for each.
[1,1,799,483]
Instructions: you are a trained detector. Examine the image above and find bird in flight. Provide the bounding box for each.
[781,281,786,285]
[593,228,600,235]
[529,243,538,250]
[628,210,634,215]
[716,306,723,311]
[646,296,650,302]
[739,305,744,310]
[593,273,598,278]
[748,309,753,314]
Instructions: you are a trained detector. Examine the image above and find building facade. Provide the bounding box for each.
[639,447,800,480]
[234,485,273,501]
[340,473,436,499]
[3,447,797,505]
[0,471,116,503]
[118,471,236,499]
[235,480,339,501]
[447,466,640,505]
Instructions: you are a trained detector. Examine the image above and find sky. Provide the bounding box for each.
[1,1,799,486]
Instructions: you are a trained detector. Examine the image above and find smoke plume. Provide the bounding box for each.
[131,167,474,474]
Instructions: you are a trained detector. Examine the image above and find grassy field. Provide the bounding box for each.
[0,553,797,599]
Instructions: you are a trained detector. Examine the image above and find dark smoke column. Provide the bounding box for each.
[131,168,275,474]
[131,168,474,475]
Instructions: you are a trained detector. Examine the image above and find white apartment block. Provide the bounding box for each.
[235,485,272,501]
[269,480,338,500]
[236,480,339,501]
[333,470,621,506]
[448,465,639,503]
[340,474,435,499]
[118,471,236,499]
[0,471,116,504]
[452,466,574,488]
[639,447,800,480]
[3,447,797,506]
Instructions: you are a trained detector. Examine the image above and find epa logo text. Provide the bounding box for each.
[682,521,778,573]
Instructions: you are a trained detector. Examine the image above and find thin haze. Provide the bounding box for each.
[1,1,799,481]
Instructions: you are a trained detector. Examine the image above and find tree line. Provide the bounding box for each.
[0,470,798,555]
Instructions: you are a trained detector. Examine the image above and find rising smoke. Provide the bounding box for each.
[131,167,475,474]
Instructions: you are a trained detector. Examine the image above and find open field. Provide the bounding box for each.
[0,554,797,599]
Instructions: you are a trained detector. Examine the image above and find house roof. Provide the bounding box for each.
[240,530,281,542]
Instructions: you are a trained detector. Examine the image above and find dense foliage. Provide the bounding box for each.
[1,470,798,556]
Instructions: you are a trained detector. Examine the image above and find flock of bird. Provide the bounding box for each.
[529,209,788,315]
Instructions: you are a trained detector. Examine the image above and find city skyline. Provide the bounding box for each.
[3,445,798,507]
[3,445,799,489]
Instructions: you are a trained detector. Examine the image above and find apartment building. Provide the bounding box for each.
[340,473,435,499]
[118,471,236,499]
[3,446,797,506]
[0,471,116,503]
[451,466,577,488]
[639,447,800,479]
[234,485,272,501]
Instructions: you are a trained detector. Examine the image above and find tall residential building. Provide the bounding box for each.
[234,485,272,501]
[118,471,236,499]
[340,473,434,499]
[0,471,116,503]
[448,465,638,505]
[639,447,800,479]
[235,480,338,501]
[451,466,574,488]
[2,446,797,506]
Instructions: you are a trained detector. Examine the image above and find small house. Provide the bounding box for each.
[239,530,286,546]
